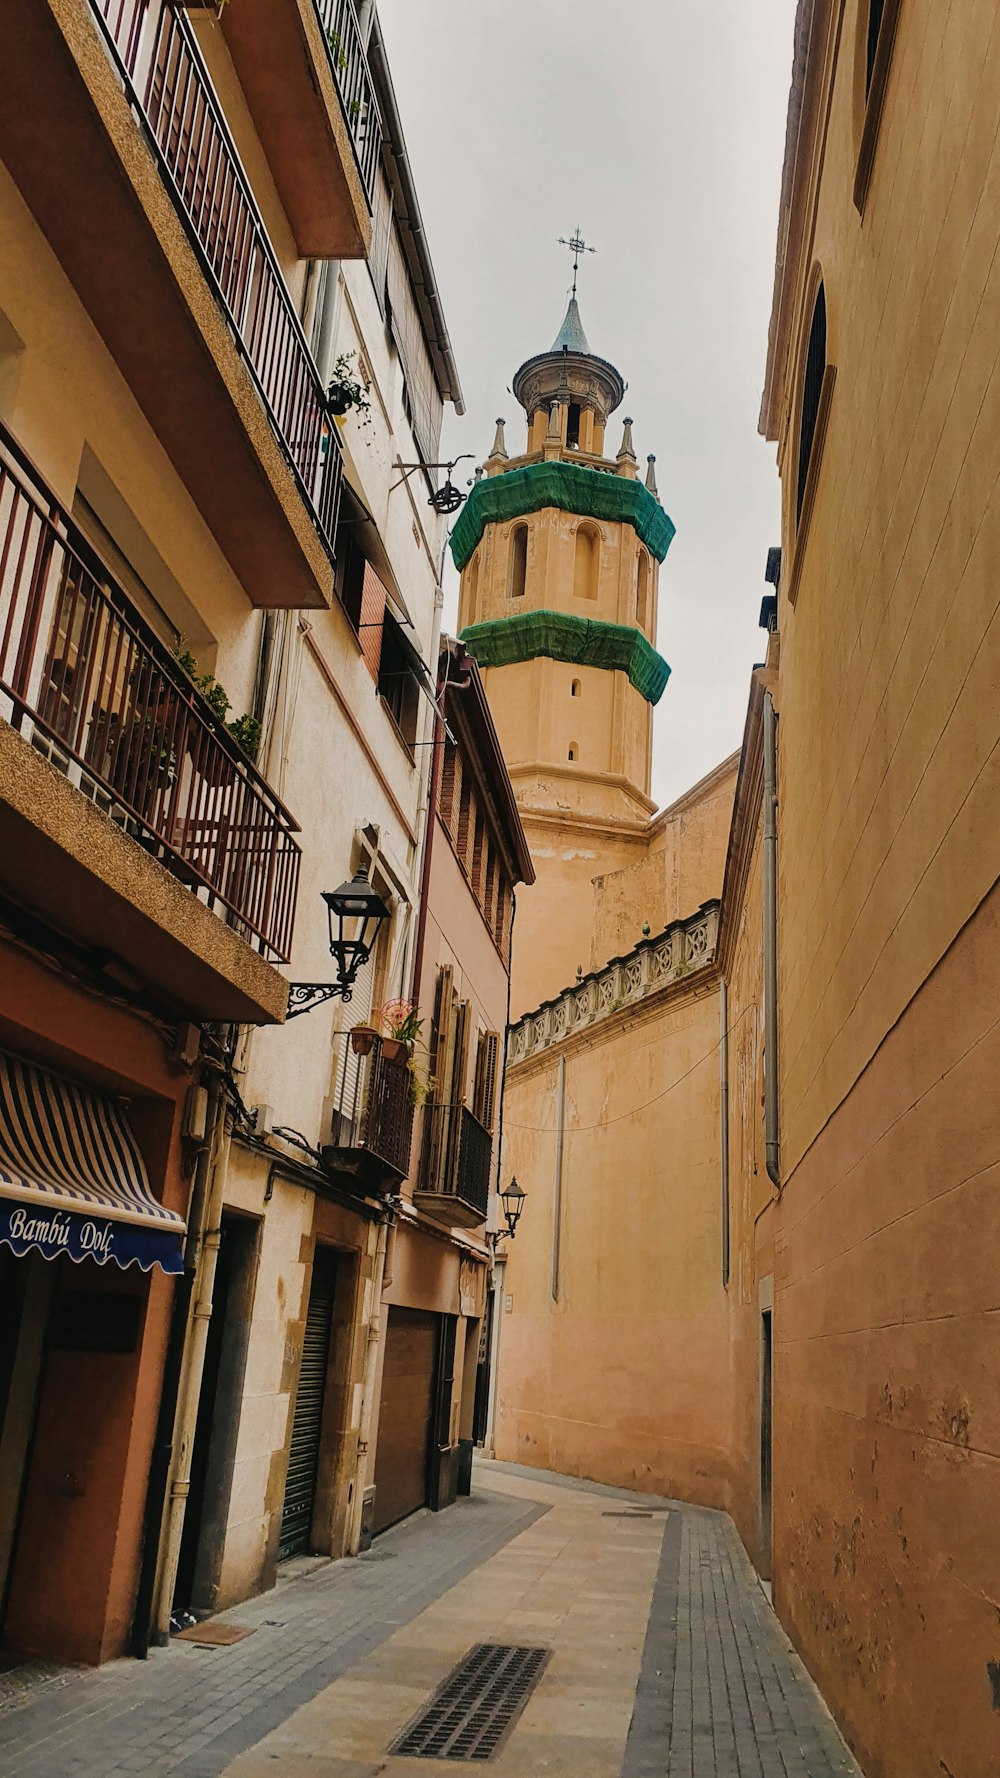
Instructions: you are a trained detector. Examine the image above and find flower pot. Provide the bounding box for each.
[350,1025,378,1057]
[327,387,352,416]
[380,1037,407,1066]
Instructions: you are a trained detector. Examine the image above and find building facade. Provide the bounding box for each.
[468,5,1000,1775]
[0,0,501,1669]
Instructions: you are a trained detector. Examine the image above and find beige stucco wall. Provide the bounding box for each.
[497,979,732,1506]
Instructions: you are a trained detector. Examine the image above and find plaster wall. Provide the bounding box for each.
[591,758,738,968]
[496,983,733,1506]
[507,814,644,1017]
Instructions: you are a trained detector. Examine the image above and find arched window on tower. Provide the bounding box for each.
[570,679,581,698]
[573,524,599,602]
[568,743,579,762]
[636,550,650,631]
[797,282,827,521]
[508,524,528,599]
[866,0,886,93]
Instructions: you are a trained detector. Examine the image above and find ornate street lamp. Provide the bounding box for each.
[488,1176,527,1251]
[286,869,392,1019]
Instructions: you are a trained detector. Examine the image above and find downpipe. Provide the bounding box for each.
[719,977,730,1286]
[763,692,781,1189]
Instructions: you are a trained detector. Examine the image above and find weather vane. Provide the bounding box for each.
[558,226,596,299]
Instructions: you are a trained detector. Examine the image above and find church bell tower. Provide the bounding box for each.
[452,249,675,1014]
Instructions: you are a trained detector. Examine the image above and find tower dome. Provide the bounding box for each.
[512,295,625,454]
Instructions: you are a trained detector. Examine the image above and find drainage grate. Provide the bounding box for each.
[389,1642,551,1761]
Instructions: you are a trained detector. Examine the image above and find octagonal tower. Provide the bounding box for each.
[453,293,675,1014]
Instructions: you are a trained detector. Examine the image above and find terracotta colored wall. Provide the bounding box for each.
[497,981,733,1506]
[771,881,1000,1778]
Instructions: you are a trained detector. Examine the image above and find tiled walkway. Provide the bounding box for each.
[0,1463,861,1777]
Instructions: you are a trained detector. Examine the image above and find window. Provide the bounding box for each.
[796,283,827,521]
[508,524,527,599]
[333,502,366,633]
[566,402,581,449]
[570,679,581,698]
[636,550,650,631]
[568,744,578,762]
[573,524,599,601]
[854,0,901,212]
[377,611,420,752]
[473,1030,501,1133]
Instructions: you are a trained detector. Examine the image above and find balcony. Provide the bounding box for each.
[222,0,381,257]
[0,0,342,608]
[0,420,297,1022]
[414,1105,492,1230]
[323,1035,415,1194]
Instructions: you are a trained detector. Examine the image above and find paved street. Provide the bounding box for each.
[0,1463,860,1778]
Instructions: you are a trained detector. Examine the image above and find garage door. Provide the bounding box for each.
[372,1307,437,1534]
[279,1248,337,1561]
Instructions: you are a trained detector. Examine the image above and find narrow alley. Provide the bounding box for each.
[0,1465,859,1778]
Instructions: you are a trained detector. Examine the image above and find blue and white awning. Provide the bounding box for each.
[0,1051,186,1275]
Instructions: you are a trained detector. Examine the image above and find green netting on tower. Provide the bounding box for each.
[450,461,675,570]
[459,611,671,705]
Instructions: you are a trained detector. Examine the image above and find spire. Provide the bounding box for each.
[550,296,591,356]
[645,454,659,499]
[617,417,636,461]
[489,417,508,460]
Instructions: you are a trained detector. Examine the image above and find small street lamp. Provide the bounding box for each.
[286,869,392,1019]
[488,1176,527,1251]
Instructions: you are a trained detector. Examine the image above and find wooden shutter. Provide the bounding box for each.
[359,562,387,680]
[423,965,454,1192]
[474,1031,501,1134]
[444,1000,471,1191]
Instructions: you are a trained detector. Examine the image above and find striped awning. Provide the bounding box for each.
[0,1051,186,1275]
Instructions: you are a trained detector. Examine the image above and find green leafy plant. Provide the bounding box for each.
[327,351,372,425]
[326,25,348,71]
[375,998,424,1048]
[175,649,261,761]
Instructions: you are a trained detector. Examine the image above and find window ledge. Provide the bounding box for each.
[786,364,837,608]
[854,0,902,215]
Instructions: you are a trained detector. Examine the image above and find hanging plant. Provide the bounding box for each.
[327,351,372,425]
[175,649,261,762]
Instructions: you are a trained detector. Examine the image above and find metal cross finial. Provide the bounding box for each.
[557,226,596,299]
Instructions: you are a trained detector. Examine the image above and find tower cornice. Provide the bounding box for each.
[450,459,675,570]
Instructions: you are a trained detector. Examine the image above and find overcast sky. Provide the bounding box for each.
[378,0,797,807]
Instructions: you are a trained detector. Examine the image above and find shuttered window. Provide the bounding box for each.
[387,223,443,467]
[473,1031,501,1135]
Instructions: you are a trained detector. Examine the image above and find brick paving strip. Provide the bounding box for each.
[0,1489,545,1778]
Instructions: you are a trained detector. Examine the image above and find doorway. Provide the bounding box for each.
[372,1307,438,1534]
[173,1215,258,1616]
[760,1307,773,1580]
[279,1247,338,1562]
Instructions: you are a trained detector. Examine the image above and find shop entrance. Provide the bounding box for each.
[372,1306,438,1534]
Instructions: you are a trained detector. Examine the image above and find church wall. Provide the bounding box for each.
[508,816,644,1018]
[590,758,738,968]
[496,981,734,1508]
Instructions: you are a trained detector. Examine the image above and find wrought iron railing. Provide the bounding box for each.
[420,1103,492,1223]
[89,0,343,557]
[332,1035,414,1180]
[312,0,382,200]
[0,423,301,961]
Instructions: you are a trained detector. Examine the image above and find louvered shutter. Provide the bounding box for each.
[424,965,454,1192]
[359,563,387,680]
[474,1031,501,1134]
[279,1248,337,1559]
[335,957,375,1138]
[444,1000,471,1192]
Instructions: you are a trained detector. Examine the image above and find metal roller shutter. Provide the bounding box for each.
[372,1307,437,1534]
[279,1248,337,1561]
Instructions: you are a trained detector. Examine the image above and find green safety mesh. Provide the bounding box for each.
[459,610,671,705]
[450,461,675,570]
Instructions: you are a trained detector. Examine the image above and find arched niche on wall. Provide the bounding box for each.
[508,523,528,599]
[573,523,600,602]
[636,549,650,631]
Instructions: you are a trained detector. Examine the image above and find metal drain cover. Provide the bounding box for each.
[389,1642,551,1761]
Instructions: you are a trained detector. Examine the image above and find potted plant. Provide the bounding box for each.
[349,1024,378,1057]
[175,648,262,765]
[327,352,372,424]
[375,1000,435,1103]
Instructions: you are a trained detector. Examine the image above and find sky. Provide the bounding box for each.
[378,0,798,807]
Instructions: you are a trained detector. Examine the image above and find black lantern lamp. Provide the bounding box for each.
[286,869,392,1019]
[489,1176,527,1251]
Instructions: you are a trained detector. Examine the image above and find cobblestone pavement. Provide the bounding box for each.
[0,1463,862,1778]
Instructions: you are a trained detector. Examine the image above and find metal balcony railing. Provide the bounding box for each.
[420,1103,492,1223]
[330,1035,414,1183]
[313,0,382,201]
[90,0,343,558]
[0,423,301,961]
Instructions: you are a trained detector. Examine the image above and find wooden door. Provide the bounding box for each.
[372,1307,437,1534]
